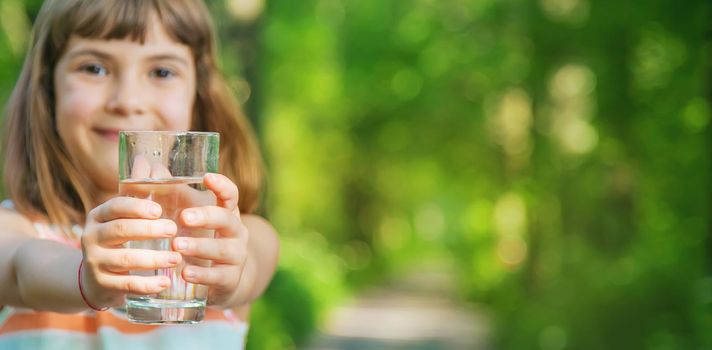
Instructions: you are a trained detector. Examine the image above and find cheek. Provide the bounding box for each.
[157,88,195,130]
[55,80,104,129]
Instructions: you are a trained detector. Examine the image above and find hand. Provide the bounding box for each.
[80,198,180,308]
[172,173,249,307]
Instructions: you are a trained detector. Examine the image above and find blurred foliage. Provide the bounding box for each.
[1,0,711,349]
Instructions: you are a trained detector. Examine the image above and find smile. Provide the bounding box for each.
[92,128,121,142]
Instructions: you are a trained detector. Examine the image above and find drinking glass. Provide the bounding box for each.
[118,131,219,324]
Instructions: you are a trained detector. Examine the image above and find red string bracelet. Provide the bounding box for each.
[78,258,109,312]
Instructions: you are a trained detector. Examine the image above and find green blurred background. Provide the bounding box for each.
[1,0,711,349]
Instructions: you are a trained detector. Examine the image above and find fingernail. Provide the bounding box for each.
[206,173,217,182]
[163,222,175,235]
[159,278,170,288]
[175,239,188,251]
[168,253,180,264]
[150,205,161,217]
[184,268,196,278]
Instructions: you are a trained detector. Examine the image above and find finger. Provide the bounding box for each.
[100,248,182,272]
[96,218,177,245]
[150,162,173,179]
[203,173,239,211]
[130,155,151,179]
[173,180,215,211]
[173,237,244,264]
[182,264,239,290]
[99,274,171,295]
[179,206,246,238]
[91,197,162,223]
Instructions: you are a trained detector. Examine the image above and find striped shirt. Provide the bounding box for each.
[0,201,248,350]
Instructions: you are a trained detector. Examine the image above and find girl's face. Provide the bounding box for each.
[54,20,196,202]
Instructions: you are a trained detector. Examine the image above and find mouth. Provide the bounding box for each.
[92,128,122,142]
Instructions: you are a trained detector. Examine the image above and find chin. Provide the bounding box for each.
[94,167,119,191]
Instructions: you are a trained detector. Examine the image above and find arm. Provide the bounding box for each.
[0,209,86,313]
[13,239,85,312]
[222,214,279,308]
[1,198,182,313]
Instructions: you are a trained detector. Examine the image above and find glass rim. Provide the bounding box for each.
[119,130,218,137]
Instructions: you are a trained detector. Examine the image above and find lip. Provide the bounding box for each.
[93,127,153,142]
[92,128,120,142]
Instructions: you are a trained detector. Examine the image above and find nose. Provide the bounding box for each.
[105,73,147,117]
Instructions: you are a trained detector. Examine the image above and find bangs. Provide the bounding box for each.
[46,0,211,58]
[73,0,155,43]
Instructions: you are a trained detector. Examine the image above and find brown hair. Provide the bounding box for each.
[3,0,263,231]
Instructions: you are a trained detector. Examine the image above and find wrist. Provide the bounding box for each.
[217,255,255,309]
[78,258,109,311]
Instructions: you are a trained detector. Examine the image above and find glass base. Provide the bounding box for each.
[126,296,206,324]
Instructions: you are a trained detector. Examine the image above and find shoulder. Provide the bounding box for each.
[0,207,37,238]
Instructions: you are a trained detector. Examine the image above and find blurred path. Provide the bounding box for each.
[305,261,491,350]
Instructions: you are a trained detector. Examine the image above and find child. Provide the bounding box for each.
[0,0,279,348]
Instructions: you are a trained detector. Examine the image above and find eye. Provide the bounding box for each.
[79,63,108,76]
[151,67,176,79]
